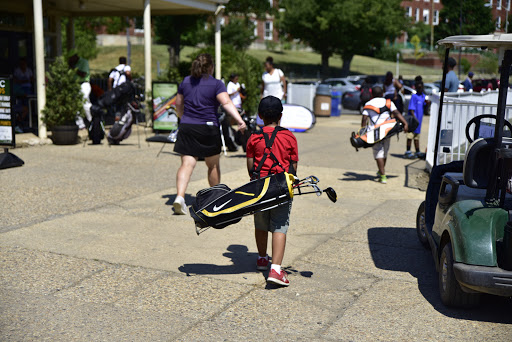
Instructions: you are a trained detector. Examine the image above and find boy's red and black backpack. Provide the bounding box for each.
[250,126,296,180]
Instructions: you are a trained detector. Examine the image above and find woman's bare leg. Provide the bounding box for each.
[176,155,198,198]
[205,154,221,186]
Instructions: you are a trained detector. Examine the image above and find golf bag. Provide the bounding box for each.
[98,82,135,108]
[89,105,105,144]
[107,106,135,145]
[350,100,418,150]
[190,172,295,230]
[190,172,337,234]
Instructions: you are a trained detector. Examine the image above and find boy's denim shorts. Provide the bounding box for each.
[254,200,292,234]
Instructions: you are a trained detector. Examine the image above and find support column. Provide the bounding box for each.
[143,0,151,99]
[66,17,75,51]
[33,0,46,138]
[214,6,225,80]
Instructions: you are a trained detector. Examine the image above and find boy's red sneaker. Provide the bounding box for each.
[267,269,290,286]
[256,257,270,271]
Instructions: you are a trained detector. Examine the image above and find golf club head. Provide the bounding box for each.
[324,187,337,203]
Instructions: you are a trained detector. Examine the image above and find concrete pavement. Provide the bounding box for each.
[1,114,511,341]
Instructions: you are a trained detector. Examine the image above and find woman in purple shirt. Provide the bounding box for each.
[173,53,246,215]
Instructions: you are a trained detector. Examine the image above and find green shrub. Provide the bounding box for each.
[460,58,472,74]
[476,52,499,75]
[375,45,402,62]
[265,40,278,52]
[42,57,84,128]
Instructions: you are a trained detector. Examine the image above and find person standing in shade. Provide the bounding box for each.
[383,71,403,113]
[445,57,459,93]
[173,54,246,215]
[68,50,92,129]
[108,56,132,90]
[261,57,287,101]
[462,71,474,92]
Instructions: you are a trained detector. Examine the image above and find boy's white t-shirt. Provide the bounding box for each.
[262,68,284,99]
[362,97,397,129]
[227,81,242,108]
[109,64,131,88]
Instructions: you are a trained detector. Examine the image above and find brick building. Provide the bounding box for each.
[402,0,510,34]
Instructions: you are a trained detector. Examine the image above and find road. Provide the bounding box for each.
[1,113,511,341]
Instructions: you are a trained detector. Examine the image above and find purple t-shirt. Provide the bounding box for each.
[178,75,227,126]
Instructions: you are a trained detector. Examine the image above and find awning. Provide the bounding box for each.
[438,33,512,49]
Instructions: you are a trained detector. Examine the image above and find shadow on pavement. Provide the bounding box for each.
[368,227,512,323]
[178,244,260,276]
[179,244,315,284]
[340,171,398,182]
[162,194,196,206]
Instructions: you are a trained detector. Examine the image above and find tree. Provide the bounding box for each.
[407,22,431,47]
[201,18,258,50]
[332,0,406,76]
[281,0,406,77]
[280,0,338,77]
[153,16,205,68]
[435,0,495,41]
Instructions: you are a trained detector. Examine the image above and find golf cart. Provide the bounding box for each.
[416,34,512,308]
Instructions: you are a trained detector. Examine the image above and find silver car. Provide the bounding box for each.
[321,78,359,94]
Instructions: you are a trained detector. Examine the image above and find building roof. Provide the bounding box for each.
[45,0,229,16]
[438,34,512,49]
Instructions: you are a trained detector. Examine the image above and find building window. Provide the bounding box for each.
[269,0,273,7]
[423,9,430,24]
[264,21,273,40]
[415,8,420,22]
[498,0,502,9]
[507,0,511,10]
[220,17,225,26]
[434,0,440,2]
[497,16,502,30]
[405,7,412,17]
[433,10,439,25]
[489,0,493,7]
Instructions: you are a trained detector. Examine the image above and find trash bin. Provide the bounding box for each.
[330,89,342,117]
[314,84,331,117]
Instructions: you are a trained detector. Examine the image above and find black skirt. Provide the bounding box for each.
[174,123,222,158]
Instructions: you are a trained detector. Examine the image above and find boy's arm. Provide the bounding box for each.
[247,157,254,175]
[392,110,408,132]
[361,114,369,127]
[409,109,415,117]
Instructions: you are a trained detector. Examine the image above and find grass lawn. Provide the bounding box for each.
[90,45,442,82]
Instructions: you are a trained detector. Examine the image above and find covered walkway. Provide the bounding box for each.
[0,0,227,138]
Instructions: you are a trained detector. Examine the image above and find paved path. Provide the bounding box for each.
[1,115,511,341]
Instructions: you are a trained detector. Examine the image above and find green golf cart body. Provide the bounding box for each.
[417,34,512,308]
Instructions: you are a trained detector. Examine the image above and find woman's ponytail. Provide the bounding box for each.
[191,53,214,78]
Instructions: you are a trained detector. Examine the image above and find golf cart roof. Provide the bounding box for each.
[438,34,512,48]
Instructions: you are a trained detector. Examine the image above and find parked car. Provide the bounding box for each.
[321,78,359,93]
[423,83,440,95]
[341,90,362,111]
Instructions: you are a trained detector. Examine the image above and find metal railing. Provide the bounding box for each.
[426,90,512,169]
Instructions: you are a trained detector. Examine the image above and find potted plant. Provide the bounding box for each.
[42,56,84,145]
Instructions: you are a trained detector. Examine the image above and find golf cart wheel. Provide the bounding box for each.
[439,242,481,308]
[416,201,430,249]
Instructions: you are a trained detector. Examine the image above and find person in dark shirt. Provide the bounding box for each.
[173,53,246,215]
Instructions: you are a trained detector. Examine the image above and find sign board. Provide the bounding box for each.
[152,82,179,132]
[0,76,14,147]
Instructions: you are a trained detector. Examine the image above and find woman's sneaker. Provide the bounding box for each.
[267,269,290,286]
[256,256,270,271]
[173,196,187,215]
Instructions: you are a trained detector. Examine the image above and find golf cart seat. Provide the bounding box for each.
[439,139,494,205]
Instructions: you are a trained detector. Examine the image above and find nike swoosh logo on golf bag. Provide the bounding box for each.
[213,199,232,212]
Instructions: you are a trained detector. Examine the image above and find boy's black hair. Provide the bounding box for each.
[372,86,383,98]
[447,57,457,68]
[258,96,282,123]
[119,56,127,64]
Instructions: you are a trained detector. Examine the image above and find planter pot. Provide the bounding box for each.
[51,125,79,145]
